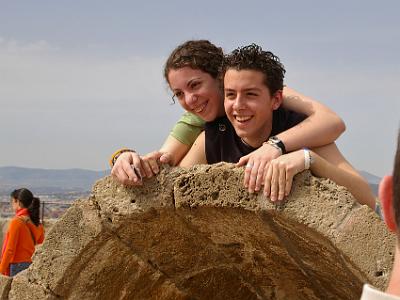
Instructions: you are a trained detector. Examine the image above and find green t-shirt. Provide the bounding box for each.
[170,112,205,146]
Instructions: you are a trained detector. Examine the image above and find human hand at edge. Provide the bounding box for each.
[111,151,144,186]
[263,150,305,202]
[141,151,174,177]
[237,143,282,193]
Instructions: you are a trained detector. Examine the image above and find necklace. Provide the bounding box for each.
[240,137,253,148]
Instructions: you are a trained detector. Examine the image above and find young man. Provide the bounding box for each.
[180,44,376,209]
[361,131,400,299]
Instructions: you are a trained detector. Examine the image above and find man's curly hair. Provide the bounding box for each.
[222,44,286,96]
[164,40,224,83]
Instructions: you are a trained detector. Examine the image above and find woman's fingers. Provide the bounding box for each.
[269,162,281,202]
[285,172,294,197]
[112,152,143,185]
[278,162,286,201]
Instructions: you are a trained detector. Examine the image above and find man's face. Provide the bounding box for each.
[224,69,282,147]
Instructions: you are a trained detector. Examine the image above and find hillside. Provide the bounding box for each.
[0,166,108,195]
[359,170,381,195]
[0,166,381,196]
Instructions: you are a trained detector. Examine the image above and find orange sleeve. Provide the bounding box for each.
[0,219,21,275]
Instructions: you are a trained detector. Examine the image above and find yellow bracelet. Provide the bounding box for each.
[109,148,136,168]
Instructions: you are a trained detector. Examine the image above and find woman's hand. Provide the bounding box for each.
[263,150,305,202]
[141,151,173,175]
[111,151,145,186]
[237,143,282,193]
[111,151,173,186]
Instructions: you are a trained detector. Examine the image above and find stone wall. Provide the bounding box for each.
[0,163,395,299]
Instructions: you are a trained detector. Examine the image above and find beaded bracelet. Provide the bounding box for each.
[109,148,136,168]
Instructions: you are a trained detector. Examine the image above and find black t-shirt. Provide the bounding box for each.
[205,107,306,164]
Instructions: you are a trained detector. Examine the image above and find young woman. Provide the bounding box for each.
[110,40,345,194]
[0,188,44,276]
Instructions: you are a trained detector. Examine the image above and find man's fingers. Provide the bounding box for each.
[254,161,266,192]
[237,155,249,167]
[248,161,260,193]
[243,159,254,188]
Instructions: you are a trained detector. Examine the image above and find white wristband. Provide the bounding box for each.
[303,148,311,170]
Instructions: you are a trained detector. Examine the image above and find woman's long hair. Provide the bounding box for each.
[10,188,41,226]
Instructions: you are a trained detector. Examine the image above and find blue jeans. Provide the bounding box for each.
[9,262,31,276]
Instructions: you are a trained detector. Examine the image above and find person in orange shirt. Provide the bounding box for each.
[0,188,44,276]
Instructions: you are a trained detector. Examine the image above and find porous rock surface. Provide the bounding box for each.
[0,163,395,299]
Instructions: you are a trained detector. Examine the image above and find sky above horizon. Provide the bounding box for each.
[0,1,399,177]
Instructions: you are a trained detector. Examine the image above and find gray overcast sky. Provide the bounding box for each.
[0,0,399,177]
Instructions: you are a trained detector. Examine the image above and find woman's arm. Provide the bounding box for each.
[310,143,375,209]
[263,143,376,209]
[179,131,207,168]
[158,135,192,166]
[163,111,205,165]
[0,220,20,275]
[110,112,204,185]
[279,86,346,151]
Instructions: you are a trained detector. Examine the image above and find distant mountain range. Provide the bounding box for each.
[0,166,381,196]
[359,170,381,195]
[0,166,108,195]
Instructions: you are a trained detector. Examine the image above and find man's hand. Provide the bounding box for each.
[237,143,282,193]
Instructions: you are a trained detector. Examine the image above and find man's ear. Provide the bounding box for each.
[272,90,283,110]
[380,175,397,231]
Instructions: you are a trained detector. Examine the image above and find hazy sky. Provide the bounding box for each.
[0,0,399,177]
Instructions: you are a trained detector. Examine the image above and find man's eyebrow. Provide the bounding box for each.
[243,87,262,92]
[224,87,261,92]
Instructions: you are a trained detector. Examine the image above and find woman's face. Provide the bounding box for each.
[168,67,225,122]
[11,198,19,212]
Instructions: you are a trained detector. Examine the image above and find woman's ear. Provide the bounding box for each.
[380,175,397,231]
[272,90,283,110]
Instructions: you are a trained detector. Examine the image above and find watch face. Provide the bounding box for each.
[269,136,279,144]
